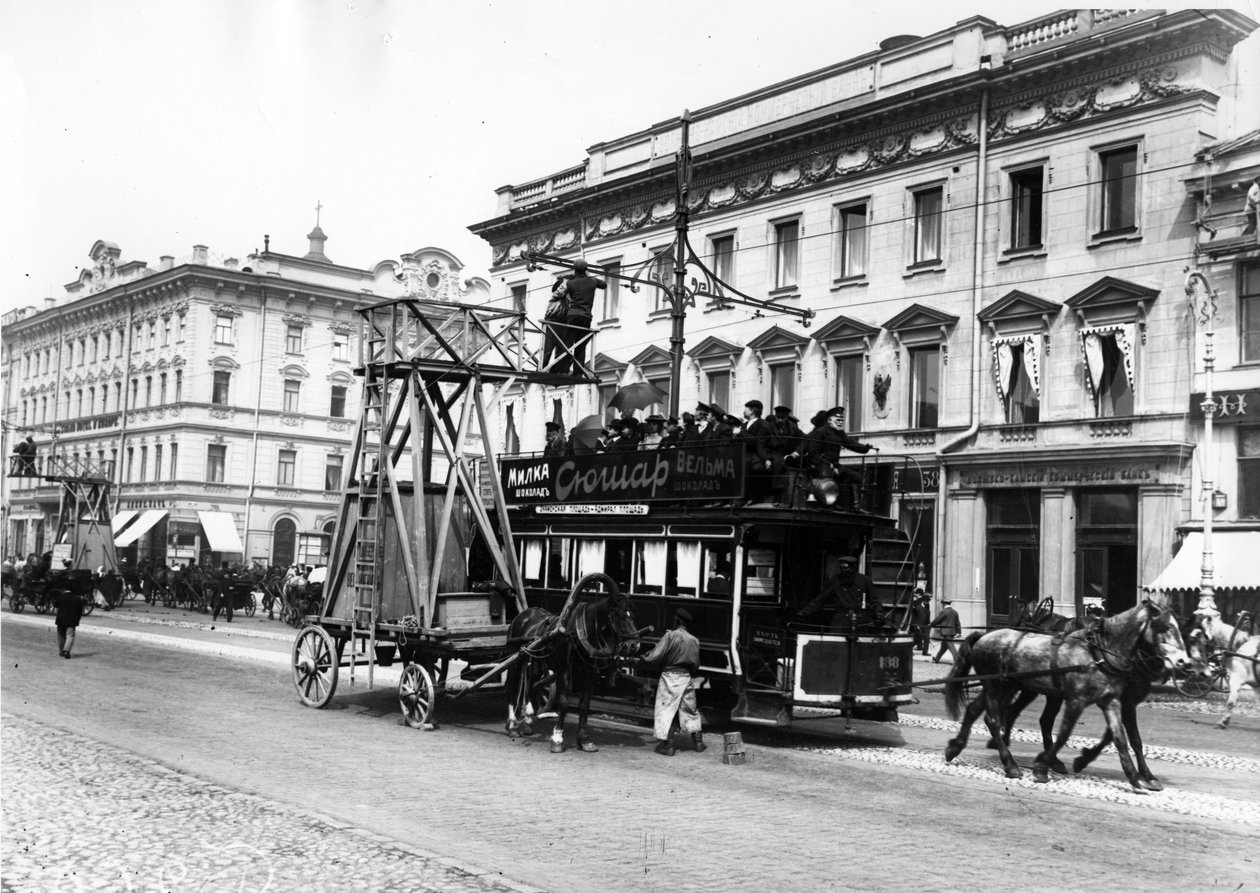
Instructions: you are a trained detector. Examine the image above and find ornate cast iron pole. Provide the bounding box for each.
[525,109,814,419]
[1185,266,1219,613]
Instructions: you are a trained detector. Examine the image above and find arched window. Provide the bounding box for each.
[272,518,297,568]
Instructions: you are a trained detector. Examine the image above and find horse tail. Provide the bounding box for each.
[943,631,984,720]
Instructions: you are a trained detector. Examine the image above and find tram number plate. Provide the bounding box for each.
[797,638,911,697]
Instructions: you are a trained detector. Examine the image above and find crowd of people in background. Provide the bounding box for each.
[541,399,877,508]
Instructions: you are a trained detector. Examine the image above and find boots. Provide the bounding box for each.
[692,733,706,753]
[654,739,676,756]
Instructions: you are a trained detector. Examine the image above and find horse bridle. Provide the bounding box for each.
[1086,609,1165,677]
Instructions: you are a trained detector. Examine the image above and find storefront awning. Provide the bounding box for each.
[198,511,243,553]
[111,509,139,534]
[1143,531,1260,592]
[114,509,168,548]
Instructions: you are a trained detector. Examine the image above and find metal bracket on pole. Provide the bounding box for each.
[1185,266,1219,615]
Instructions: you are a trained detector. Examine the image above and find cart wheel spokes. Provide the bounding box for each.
[292,625,339,708]
[244,598,257,618]
[1173,667,1214,699]
[399,662,437,730]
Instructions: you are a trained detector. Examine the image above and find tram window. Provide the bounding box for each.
[576,539,606,579]
[546,539,571,591]
[636,540,667,594]
[605,540,632,590]
[521,538,546,587]
[675,541,700,596]
[704,545,736,598]
[743,547,777,600]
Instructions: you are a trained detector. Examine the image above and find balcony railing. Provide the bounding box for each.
[1005,9,1154,58]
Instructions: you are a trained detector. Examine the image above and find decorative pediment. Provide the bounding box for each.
[686,336,742,363]
[209,356,241,371]
[280,364,309,379]
[811,315,880,356]
[592,352,628,386]
[629,345,673,374]
[882,303,960,335]
[1065,276,1158,334]
[978,290,1061,326]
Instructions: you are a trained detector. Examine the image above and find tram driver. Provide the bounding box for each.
[796,555,887,632]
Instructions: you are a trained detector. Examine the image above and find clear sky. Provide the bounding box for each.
[1,1,1251,317]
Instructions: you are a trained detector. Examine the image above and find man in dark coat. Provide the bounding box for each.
[551,259,605,375]
[798,555,883,630]
[767,406,804,470]
[739,400,774,503]
[909,586,932,655]
[929,598,962,662]
[802,406,875,510]
[543,421,568,456]
[55,583,84,658]
[210,562,234,623]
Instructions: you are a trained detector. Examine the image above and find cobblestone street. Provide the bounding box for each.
[2,714,538,893]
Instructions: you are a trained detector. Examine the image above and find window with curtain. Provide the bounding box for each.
[1081,326,1135,417]
[1010,167,1044,249]
[770,362,795,412]
[601,261,620,320]
[675,541,701,596]
[774,220,799,289]
[910,346,941,428]
[523,538,545,586]
[212,371,230,405]
[1241,263,1260,364]
[324,454,343,492]
[835,203,868,278]
[577,539,606,577]
[636,540,668,594]
[206,444,225,483]
[1239,427,1260,519]
[504,403,520,454]
[913,187,943,264]
[707,370,730,410]
[993,337,1041,424]
[333,331,350,362]
[277,449,296,486]
[710,235,734,285]
[1098,145,1138,235]
[834,354,863,430]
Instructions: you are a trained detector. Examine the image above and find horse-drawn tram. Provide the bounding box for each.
[292,296,923,735]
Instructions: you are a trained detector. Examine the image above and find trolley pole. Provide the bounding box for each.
[1185,267,1219,614]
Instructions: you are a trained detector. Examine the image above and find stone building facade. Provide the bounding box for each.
[2,233,489,570]
[470,10,1260,625]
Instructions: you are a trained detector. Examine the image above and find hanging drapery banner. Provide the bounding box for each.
[1081,330,1106,397]
[500,442,745,504]
[991,335,1041,401]
[1023,335,1041,394]
[1080,323,1137,398]
[994,341,1015,402]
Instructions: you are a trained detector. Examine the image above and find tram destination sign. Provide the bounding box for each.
[500,443,745,504]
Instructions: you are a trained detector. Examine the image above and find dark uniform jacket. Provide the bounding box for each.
[55,587,83,628]
[799,571,880,629]
[740,417,774,465]
[559,273,605,321]
[641,626,701,674]
[929,605,961,638]
[802,425,872,477]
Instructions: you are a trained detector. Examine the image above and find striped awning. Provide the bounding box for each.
[197,511,243,553]
[1143,531,1260,592]
[110,509,140,534]
[114,509,167,548]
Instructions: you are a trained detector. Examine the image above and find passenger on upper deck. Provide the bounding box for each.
[543,421,569,457]
[640,414,666,449]
[768,406,804,472]
[696,403,735,441]
[551,259,605,375]
[802,406,875,511]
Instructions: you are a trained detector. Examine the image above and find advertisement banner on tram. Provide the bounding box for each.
[500,443,744,504]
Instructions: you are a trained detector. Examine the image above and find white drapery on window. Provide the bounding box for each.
[577,539,606,577]
[676,541,701,595]
[991,335,1042,401]
[640,541,667,589]
[524,540,544,581]
[1080,323,1137,399]
[1022,337,1040,393]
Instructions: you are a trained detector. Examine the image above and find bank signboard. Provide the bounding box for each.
[500,443,745,504]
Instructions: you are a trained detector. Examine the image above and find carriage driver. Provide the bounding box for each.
[797,555,886,632]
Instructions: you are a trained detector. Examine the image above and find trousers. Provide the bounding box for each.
[654,669,702,740]
[56,625,77,655]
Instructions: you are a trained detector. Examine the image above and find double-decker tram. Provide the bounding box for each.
[498,442,922,727]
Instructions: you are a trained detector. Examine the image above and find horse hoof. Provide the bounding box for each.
[1049,759,1068,776]
[1143,778,1163,792]
[944,740,963,763]
[1072,756,1088,774]
[578,741,598,753]
[1004,766,1023,780]
[1032,767,1049,784]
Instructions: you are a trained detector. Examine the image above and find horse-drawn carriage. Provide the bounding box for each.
[25,568,98,617]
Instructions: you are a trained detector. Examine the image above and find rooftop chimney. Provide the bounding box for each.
[192,244,208,265]
[160,255,174,271]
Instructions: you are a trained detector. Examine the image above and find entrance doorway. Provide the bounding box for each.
[985,490,1040,625]
[1075,489,1137,616]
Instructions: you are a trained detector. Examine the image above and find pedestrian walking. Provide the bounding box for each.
[910,586,932,655]
[55,584,83,659]
[211,562,234,623]
[640,607,704,756]
[929,598,961,663]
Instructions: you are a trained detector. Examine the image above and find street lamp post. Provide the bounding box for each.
[1185,266,1219,614]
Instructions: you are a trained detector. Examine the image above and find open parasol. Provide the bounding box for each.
[569,414,607,452]
[609,382,669,413]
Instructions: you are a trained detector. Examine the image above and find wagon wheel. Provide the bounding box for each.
[1173,666,1214,699]
[1029,597,1055,628]
[244,595,257,618]
[292,625,339,708]
[80,593,94,616]
[399,662,437,730]
[33,591,51,614]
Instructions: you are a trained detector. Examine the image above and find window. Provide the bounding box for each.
[995,339,1040,424]
[910,346,941,428]
[206,444,226,483]
[277,449,296,487]
[510,284,527,314]
[710,234,734,285]
[139,446,148,483]
[212,370,230,405]
[1076,489,1138,615]
[325,454,344,493]
[154,444,163,481]
[215,315,234,345]
[126,448,134,482]
[770,362,795,412]
[601,261,620,320]
[159,373,168,405]
[78,338,86,365]
[987,490,1040,622]
[129,379,138,406]
[1242,263,1260,364]
[651,248,673,311]
[1082,328,1134,417]
[913,187,943,264]
[103,333,111,359]
[1240,428,1260,519]
[286,325,303,355]
[100,388,108,414]
[1098,145,1138,235]
[773,220,799,290]
[147,321,156,349]
[90,336,98,362]
[283,379,301,413]
[834,203,868,279]
[87,387,95,415]
[163,317,171,346]
[177,313,186,342]
[330,384,347,418]
[170,443,178,479]
[174,371,183,403]
[76,389,84,417]
[144,376,153,408]
[332,331,350,362]
[1010,167,1044,250]
[113,382,121,411]
[707,370,731,410]
[834,355,863,430]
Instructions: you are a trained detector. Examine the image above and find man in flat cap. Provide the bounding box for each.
[543,421,568,457]
[802,406,875,511]
[798,554,883,631]
[739,400,774,503]
[12,435,37,476]
[639,606,704,755]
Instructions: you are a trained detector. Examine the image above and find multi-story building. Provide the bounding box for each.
[2,230,489,570]
[470,9,1260,625]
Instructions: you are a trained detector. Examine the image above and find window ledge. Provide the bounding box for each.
[903,261,944,278]
[830,276,869,292]
[647,309,673,322]
[1088,228,1141,249]
[597,317,621,329]
[767,287,801,300]
[999,246,1047,263]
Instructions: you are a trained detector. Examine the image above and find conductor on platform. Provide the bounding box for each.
[798,555,884,631]
[552,259,605,375]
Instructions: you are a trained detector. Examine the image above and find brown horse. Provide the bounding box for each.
[943,601,1193,790]
[505,573,640,753]
[1192,609,1259,729]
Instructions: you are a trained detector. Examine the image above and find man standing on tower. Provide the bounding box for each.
[552,259,605,375]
